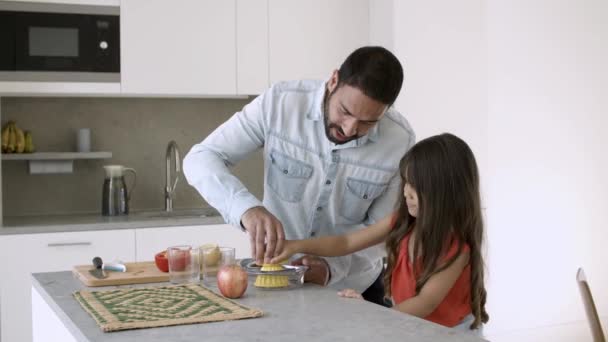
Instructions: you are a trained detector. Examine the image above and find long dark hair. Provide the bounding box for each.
[383,133,489,329]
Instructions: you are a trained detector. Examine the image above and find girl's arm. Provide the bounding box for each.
[393,251,470,317]
[270,214,395,263]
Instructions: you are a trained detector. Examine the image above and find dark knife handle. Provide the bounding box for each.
[92,256,103,269]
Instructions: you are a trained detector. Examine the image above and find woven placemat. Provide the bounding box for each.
[74,283,263,332]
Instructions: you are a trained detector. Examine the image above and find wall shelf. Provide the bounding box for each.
[1,152,112,174]
[1,152,112,161]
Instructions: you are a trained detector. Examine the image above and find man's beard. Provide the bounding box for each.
[323,90,358,145]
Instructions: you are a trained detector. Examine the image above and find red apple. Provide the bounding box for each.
[154,251,169,272]
[217,265,248,299]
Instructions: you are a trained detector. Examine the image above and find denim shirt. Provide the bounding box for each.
[183,80,415,292]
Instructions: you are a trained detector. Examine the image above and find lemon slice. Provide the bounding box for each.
[199,243,221,266]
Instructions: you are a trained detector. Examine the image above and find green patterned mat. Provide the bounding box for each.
[74,283,263,332]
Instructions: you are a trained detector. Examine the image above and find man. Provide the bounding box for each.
[183,46,414,305]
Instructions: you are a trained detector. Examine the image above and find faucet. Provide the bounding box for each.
[165,140,181,212]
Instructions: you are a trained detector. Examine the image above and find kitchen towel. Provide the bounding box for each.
[74,283,263,332]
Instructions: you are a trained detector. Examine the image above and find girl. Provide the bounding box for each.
[271,133,489,332]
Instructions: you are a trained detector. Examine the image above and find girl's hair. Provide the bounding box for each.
[383,133,489,329]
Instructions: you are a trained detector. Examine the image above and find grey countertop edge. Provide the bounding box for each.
[0,215,226,235]
[31,274,90,342]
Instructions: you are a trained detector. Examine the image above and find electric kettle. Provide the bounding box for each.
[101,165,136,216]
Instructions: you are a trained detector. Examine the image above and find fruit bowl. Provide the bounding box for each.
[239,258,308,290]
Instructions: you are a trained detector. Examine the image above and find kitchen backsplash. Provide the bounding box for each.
[0,97,264,217]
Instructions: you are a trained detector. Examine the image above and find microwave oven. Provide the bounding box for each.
[0,2,119,82]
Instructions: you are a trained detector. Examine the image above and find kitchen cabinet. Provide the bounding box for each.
[0,82,121,96]
[236,0,269,95]
[32,288,78,342]
[120,0,237,95]
[267,0,370,83]
[135,224,251,261]
[122,0,370,96]
[0,229,135,342]
[1,0,371,96]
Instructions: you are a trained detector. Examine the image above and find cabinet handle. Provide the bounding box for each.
[47,242,92,247]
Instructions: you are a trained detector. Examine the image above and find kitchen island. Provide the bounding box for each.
[32,271,487,342]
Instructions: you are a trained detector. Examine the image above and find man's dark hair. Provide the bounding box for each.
[337,46,404,106]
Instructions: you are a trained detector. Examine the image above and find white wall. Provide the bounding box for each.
[369,0,394,51]
[386,0,608,340]
[393,0,488,196]
[486,0,608,339]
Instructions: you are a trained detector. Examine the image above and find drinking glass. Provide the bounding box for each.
[168,245,200,284]
[201,246,235,286]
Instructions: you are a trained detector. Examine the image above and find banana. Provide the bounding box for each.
[1,122,9,153]
[15,126,25,153]
[7,122,16,153]
[24,131,35,153]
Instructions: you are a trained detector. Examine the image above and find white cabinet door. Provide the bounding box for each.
[121,0,237,95]
[236,0,269,95]
[136,224,251,261]
[0,230,135,342]
[268,0,370,83]
[32,287,78,342]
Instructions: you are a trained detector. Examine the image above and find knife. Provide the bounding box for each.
[89,256,108,279]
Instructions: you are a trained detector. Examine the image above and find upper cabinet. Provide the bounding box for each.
[121,0,370,95]
[120,0,237,95]
[267,0,370,83]
[236,0,269,95]
[0,0,371,96]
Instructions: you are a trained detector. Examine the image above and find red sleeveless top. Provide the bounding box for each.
[389,217,472,327]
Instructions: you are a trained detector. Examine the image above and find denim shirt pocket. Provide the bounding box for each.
[267,150,314,203]
[340,177,388,222]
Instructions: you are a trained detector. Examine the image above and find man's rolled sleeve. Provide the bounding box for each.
[228,192,263,229]
[325,255,352,286]
[183,90,269,230]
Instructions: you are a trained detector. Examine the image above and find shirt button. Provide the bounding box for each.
[325,180,331,185]
[363,194,368,199]
[283,170,288,174]
[316,207,322,211]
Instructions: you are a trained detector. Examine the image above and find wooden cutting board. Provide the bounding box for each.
[73,262,170,287]
[73,261,220,287]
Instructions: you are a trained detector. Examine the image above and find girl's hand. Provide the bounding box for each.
[269,240,299,264]
[337,289,363,300]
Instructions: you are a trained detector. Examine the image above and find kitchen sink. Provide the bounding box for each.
[132,208,219,219]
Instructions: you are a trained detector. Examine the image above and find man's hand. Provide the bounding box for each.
[291,255,330,286]
[241,206,285,265]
